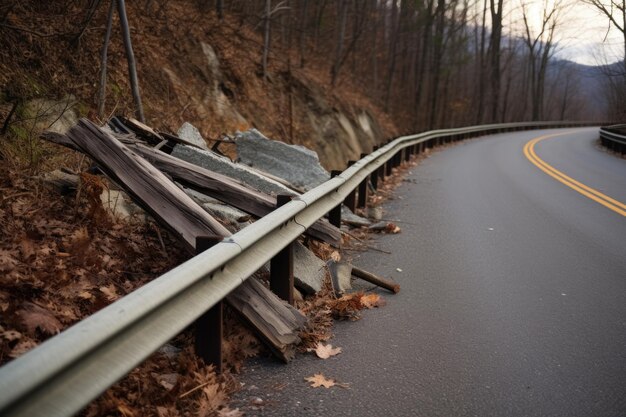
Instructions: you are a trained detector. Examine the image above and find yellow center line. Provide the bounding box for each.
[523,131,626,217]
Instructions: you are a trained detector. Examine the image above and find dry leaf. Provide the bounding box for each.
[0,249,18,272]
[17,302,63,336]
[1,329,22,342]
[19,237,36,260]
[153,373,179,391]
[305,373,336,388]
[156,406,180,417]
[385,223,401,234]
[9,338,38,358]
[99,284,119,301]
[217,408,244,417]
[359,293,386,309]
[329,251,341,262]
[312,342,342,359]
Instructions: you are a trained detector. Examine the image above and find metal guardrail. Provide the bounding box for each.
[600,125,626,154]
[0,121,596,417]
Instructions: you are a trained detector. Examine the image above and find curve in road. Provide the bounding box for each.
[232,128,626,417]
[523,131,626,216]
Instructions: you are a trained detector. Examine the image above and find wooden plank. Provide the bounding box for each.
[227,277,306,362]
[124,142,341,246]
[45,119,308,362]
[62,120,230,251]
[44,129,340,246]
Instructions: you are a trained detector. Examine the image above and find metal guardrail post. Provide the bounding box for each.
[270,195,295,305]
[357,153,369,208]
[195,236,225,373]
[329,170,342,227]
[345,160,358,212]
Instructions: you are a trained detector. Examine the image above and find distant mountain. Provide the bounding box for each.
[549,59,625,120]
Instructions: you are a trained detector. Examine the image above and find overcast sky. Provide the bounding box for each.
[508,0,624,66]
[558,2,624,65]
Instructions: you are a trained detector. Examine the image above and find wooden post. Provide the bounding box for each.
[195,236,224,372]
[385,156,393,176]
[371,147,379,191]
[404,147,411,162]
[329,170,342,227]
[270,195,294,305]
[357,153,368,208]
[345,161,357,212]
[351,266,400,294]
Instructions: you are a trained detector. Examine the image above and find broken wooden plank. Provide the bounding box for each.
[44,127,340,246]
[44,119,308,361]
[227,277,306,362]
[52,119,230,251]
[124,142,341,246]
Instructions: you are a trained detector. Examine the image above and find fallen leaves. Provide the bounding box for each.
[309,342,342,359]
[17,302,63,336]
[327,291,387,320]
[304,373,349,389]
[385,222,402,234]
[359,293,386,309]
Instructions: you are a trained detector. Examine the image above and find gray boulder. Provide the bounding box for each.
[328,261,352,295]
[171,144,296,196]
[341,206,371,227]
[293,242,327,294]
[177,122,210,150]
[235,129,330,191]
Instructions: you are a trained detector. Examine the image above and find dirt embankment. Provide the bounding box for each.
[0,1,398,170]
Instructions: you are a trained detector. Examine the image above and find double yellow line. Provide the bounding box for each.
[523,131,626,217]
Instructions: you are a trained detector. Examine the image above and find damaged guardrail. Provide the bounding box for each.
[0,121,595,417]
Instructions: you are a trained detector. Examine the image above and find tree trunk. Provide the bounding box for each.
[262,0,271,80]
[97,0,115,119]
[117,0,145,122]
[330,0,348,86]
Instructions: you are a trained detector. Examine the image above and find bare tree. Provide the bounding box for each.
[521,0,561,121]
[117,0,145,122]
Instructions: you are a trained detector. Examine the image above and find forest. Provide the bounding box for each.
[1,0,624,144]
[205,0,624,127]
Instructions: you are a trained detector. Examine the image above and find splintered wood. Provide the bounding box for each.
[43,118,307,362]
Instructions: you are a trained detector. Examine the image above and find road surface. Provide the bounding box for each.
[232,128,626,416]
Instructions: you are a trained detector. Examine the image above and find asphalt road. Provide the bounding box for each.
[232,128,626,417]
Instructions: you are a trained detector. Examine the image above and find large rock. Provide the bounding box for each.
[23,96,80,134]
[341,206,371,227]
[329,261,352,295]
[235,129,330,191]
[293,242,327,294]
[182,187,251,233]
[177,122,209,150]
[171,144,296,196]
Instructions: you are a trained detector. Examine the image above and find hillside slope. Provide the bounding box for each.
[0,1,397,170]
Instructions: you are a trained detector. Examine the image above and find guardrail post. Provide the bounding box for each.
[329,170,342,227]
[404,147,411,162]
[195,236,224,373]
[357,153,369,208]
[345,160,357,212]
[371,146,379,191]
[270,195,294,305]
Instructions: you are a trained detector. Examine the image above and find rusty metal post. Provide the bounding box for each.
[345,161,357,212]
[195,236,224,372]
[270,195,294,305]
[329,170,342,227]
